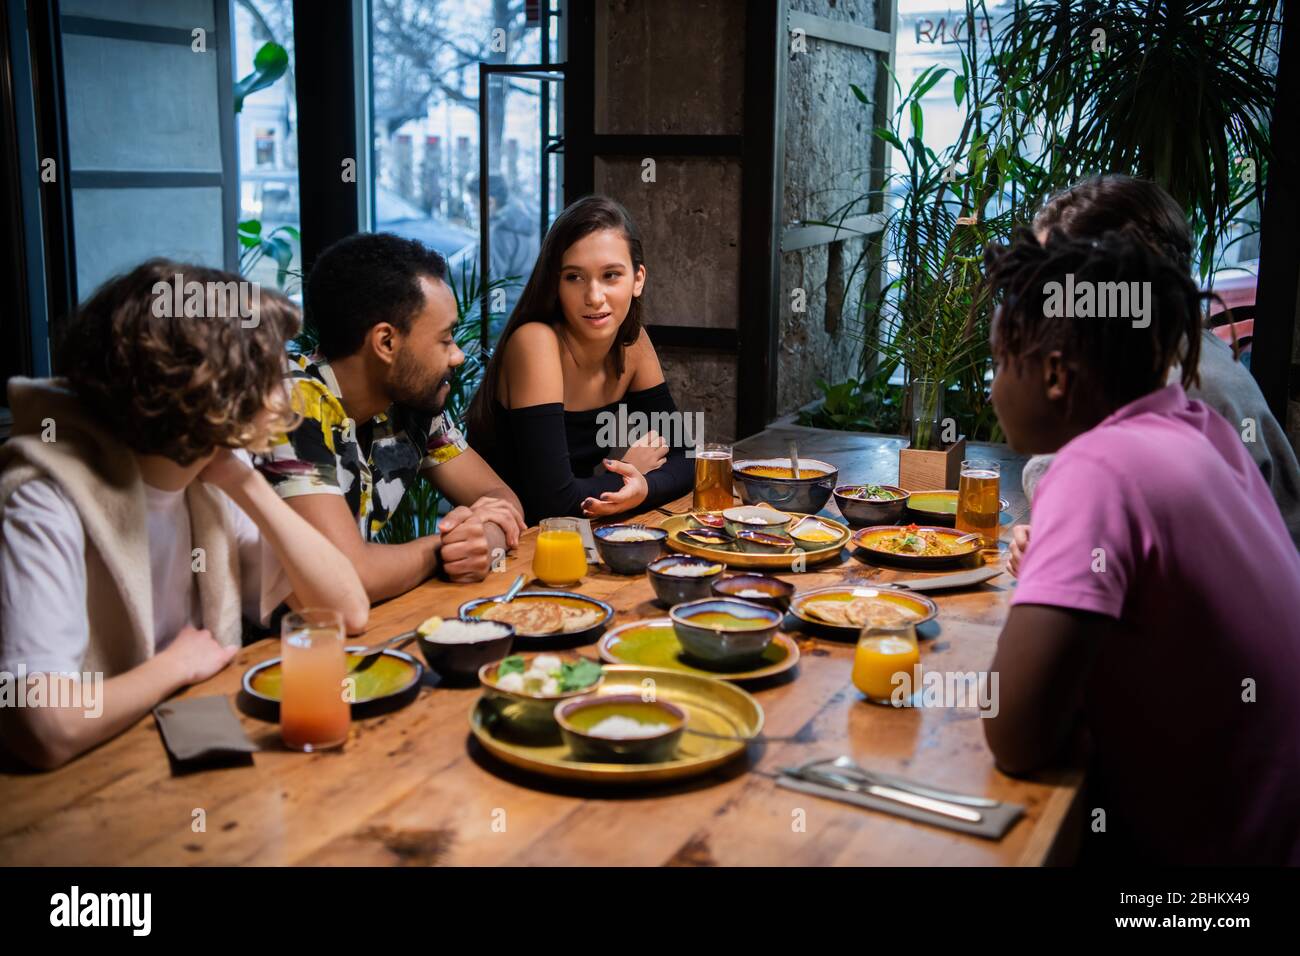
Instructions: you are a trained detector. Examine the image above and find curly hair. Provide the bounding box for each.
[984,227,1204,415]
[56,259,301,465]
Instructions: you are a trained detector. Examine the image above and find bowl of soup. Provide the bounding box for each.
[554,694,686,763]
[669,598,783,668]
[833,483,910,527]
[732,457,838,514]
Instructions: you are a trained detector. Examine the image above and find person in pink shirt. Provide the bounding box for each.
[981,227,1300,864]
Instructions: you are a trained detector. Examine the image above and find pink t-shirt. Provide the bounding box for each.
[1014,384,1300,864]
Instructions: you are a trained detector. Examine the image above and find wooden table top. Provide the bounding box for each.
[0,427,1084,866]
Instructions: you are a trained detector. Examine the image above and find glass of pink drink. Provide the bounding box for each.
[280,609,350,751]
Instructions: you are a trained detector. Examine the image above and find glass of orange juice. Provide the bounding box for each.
[533,516,588,586]
[280,608,350,751]
[852,622,921,706]
[955,458,1001,549]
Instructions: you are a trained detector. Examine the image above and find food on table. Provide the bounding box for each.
[415,615,444,637]
[494,653,602,696]
[734,529,796,553]
[734,588,769,598]
[739,465,830,480]
[680,528,734,547]
[843,484,903,501]
[789,517,840,543]
[657,560,725,577]
[423,619,511,643]
[803,597,920,628]
[682,609,776,630]
[874,524,967,557]
[586,714,673,738]
[479,599,602,636]
[600,526,659,543]
[689,512,726,529]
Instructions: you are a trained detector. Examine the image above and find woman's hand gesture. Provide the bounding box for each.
[581,458,648,518]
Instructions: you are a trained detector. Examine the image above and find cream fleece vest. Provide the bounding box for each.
[0,378,242,676]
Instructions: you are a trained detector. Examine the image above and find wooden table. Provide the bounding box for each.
[0,427,1084,866]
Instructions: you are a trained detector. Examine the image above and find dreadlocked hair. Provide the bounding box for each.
[984,226,1205,416]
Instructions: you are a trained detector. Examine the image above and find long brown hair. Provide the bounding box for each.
[466,195,645,444]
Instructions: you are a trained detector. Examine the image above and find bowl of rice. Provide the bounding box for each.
[646,555,726,606]
[554,694,686,763]
[417,618,514,686]
[593,523,668,574]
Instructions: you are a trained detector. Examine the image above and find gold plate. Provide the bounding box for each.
[598,617,800,682]
[469,664,764,785]
[790,585,938,633]
[661,512,848,570]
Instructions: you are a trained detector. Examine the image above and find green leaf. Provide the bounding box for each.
[498,656,526,677]
[850,83,870,104]
[233,41,289,112]
[954,74,967,106]
[909,100,924,142]
[558,659,602,692]
[873,127,905,152]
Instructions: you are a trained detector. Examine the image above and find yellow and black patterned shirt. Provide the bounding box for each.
[256,351,466,540]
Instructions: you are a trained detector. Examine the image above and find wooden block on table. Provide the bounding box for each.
[897,437,966,491]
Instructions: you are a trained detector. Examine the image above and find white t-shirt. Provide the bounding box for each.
[0,478,290,675]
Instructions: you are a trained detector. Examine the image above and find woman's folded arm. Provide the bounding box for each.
[626,382,695,510]
[504,402,623,521]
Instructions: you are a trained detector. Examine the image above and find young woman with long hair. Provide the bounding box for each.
[466,195,694,525]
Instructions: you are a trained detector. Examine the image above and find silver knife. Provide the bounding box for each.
[781,766,984,823]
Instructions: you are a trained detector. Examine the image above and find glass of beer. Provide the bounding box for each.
[280,609,350,752]
[955,458,1001,548]
[852,622,921,705]
[533,516,588,586]
[693,442,734,512]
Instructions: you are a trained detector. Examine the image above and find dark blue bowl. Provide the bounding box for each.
[594,524,669,574]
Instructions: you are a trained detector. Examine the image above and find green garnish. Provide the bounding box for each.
[557,659,603,692]
[865,484,897,500]
[498,656,526,677]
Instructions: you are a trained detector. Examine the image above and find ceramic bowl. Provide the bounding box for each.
[710,573,795,613]
[593,524,668,574]
[554,694,686,763]
[417,619,514,686]
[732,457,838,514]
[669,598,782,667]
[833,484,910,527]
[647,555,726,606]
[734,529,797,555]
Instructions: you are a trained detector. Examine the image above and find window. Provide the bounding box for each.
[234,0,300,295]
[369,0,563,343]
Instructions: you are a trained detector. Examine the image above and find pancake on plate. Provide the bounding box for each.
[559,605,602,633]
[481,600,565,635]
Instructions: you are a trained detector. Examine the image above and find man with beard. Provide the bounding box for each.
[256,232,524,598]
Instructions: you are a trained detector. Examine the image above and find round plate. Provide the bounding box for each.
[469,664,764,785]
[459,590,613,648]
[598,617,800,682]
[790,585,938,633]
[851,525,982,568]
[905,490,1011,526]
[660,512,849,570]
[241,646,423,716]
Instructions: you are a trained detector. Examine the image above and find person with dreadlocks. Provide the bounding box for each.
[981,227,1300,865]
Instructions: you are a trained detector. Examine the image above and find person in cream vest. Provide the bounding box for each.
[0,260,369,769]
